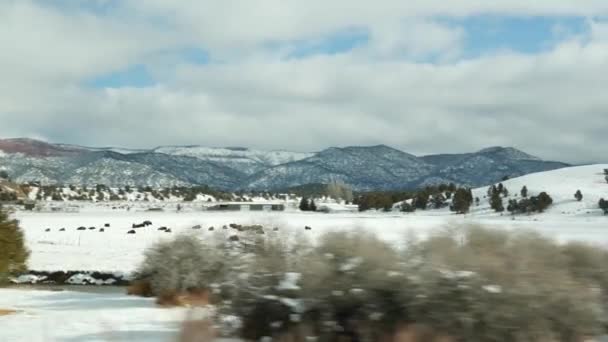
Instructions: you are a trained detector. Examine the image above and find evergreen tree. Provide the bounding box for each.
[414,191,429,210]
[521,186,528,198]
[502,187,509,198]
[507,199,518,214]
[400,202,415,213]
[599,198,608,215]
[574,190,583,202]
[309,199,317,212]
[0,208,29,282]
[431,193,447,209]
[299,197,310,211]
[490,191,504,212]
[536,192,553,212]
[451,188,472,214]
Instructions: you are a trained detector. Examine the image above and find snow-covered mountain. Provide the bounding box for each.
[419,147,568,188]
[0,138,570,190]
[153,146,313,175]
[243,145,434,191]
[244,145,570,191]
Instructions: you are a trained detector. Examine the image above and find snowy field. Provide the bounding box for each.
[12,164,608,273]
[14,209,608,273]
[0,288,238,342]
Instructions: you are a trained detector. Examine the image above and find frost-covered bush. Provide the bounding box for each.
[233,231,409,341]
[135,234,227,296]
[137,225,608,341]
[405,226,606,341]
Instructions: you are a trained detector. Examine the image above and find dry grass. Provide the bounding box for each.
[0,308,18,316]
[126,279,154,297]
[156,289,210,308]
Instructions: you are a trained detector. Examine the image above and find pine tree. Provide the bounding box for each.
[502,187,509,198]
[521,186,528,198]
[490,191,504,212]
[536,192,553,212]
[414,191,429,210]
[309,199,317,212]
[431,193,447,209]
[0,208,29,282]
[507,199,518,214]
[451,188,472,214]
[299,197,310,211]
[401,202,415,213]
[599,199,608,215]
[574,190,583,202]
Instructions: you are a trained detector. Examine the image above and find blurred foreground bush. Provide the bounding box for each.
[0,208,29,283]
[134,225,608,341]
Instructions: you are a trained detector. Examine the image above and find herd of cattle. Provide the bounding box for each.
[43,221,314,236]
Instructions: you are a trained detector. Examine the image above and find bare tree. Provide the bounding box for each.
[326,179,354,203]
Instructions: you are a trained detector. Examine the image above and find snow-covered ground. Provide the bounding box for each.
[12,164,608,273]
[0,288,237,342]
[2,165,608,341]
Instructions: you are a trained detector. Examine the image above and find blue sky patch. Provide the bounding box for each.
[85,64,155,88]
[283,28,370,59]
[453,15,588,58]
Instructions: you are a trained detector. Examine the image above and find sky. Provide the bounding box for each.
[0,1,607,163]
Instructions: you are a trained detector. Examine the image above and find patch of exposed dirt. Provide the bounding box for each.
[0,309,18,316]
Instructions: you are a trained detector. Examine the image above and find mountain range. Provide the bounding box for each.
[0,138,569,191]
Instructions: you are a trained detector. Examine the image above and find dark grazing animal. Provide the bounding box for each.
[127,230,136,234]
[165,228,172,233]
[45,228,51,232]
[59,228,66,232]
[208,227,214,231]
[77,226,86,231]
[158,226,167,231]
[132,223,146,228]
[104,223,110,227]
[99,228,105,232]
[143,220,152,226]
[305,226,312,230]
[192,225,202,229]
[88,227,96,230]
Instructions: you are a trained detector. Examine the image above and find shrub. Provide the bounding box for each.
[0,208,29,282]
[138,225,608,341]
[406,226,605,341]
[134,234,227,297]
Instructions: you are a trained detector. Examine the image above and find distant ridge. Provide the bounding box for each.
[0,138,569,190]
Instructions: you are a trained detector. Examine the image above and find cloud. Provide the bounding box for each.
[0,1,607,163]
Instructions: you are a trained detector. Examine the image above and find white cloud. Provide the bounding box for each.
[0,2,607,163]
